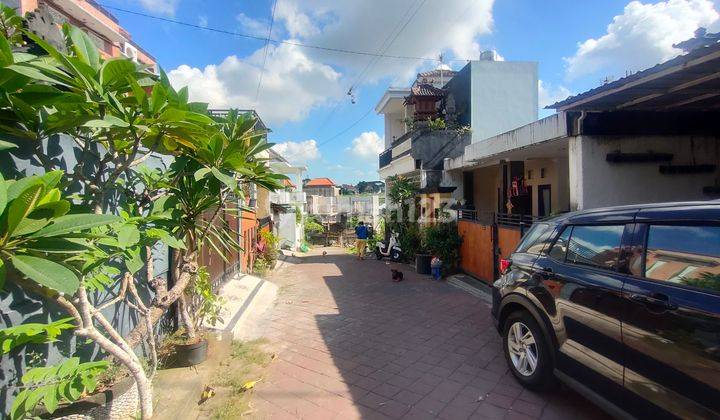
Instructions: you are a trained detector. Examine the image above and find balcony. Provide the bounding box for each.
[270,191,306,205]
[379,148,392,168]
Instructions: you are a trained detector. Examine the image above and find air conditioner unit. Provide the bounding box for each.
[123,43,138,62]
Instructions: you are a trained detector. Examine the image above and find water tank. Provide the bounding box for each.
[479,50,498,61]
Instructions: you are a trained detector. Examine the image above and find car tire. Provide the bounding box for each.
[502,311,554,389]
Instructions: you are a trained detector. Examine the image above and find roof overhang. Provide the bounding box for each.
[549,42,720,112]
[375,88,411,114]
[59,0,124,42]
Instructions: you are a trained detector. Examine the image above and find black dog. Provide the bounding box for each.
[391,269,404,282]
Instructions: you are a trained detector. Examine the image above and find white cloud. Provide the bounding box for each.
[168,43,343,125]
[136,0,178,16]
[565,0,720,80]
[348,131,384,159]
[538,80,572,108]
[272,0,495,84]
[236,13,269,37]
[272,140,321,164]
[198,15,208,28]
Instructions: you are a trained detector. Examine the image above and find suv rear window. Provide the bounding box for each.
[645,225,720,292]
[516,223,554,254]
[560,225,625,271]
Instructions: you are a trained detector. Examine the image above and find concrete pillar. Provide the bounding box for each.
[568,136,583,211]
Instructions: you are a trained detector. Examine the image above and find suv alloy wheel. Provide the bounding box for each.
[502,311,554,388]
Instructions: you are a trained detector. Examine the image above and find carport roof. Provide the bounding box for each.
[548,37,720,112]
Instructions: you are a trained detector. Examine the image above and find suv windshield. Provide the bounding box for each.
[515,223,555,255]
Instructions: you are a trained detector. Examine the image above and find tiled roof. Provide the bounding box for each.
[305,177,336,187]
[417,69,457,78]
[410,84,445,97]
[283,178,295,188]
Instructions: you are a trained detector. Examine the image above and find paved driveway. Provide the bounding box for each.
[252,249,609,420]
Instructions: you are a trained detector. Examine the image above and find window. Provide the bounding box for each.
[516,223,554,254]
[548,226,571,261]
[564,225,625,270]
[645,225,720,293]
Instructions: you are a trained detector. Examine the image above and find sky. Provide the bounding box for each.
[100,0,720,184]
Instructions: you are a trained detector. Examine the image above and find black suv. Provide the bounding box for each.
[491,202,720,420]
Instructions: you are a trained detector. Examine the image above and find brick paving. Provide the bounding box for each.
[252,249,610,419]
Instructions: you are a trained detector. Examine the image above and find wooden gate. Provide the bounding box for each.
[458,220,495,283]
[497,226,522,260]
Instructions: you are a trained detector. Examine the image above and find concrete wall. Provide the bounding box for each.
[569,135,720,210]
[384,112,406,147]
[524,157,570,216]
[470,61,538,143]
[473,165,499,213]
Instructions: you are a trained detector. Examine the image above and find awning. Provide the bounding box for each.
[548,39,720,112]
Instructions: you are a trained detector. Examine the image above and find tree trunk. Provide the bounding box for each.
[178,293,197,340]
[125,251,198,349]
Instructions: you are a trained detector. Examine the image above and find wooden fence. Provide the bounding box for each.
[457,212,534,284]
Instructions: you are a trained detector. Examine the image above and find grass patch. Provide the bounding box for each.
[199,339,274,419]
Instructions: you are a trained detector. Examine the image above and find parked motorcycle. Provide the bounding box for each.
[375,231,402,262]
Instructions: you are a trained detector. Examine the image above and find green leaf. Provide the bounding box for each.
[66,25,100,69]
[117,224,140,249]
[6,176,41,201]
[124,247,143,274]
[30,213,120,238]
[0,33,13,66]
[12,216,50,236]
[11,255,79,295]
[211,168,237,191]
[9,389,28,420]
[83,115,130,128]
[57,357,79,377]
[100,58,136,86]
[43,383,58,413]
[27,237,90,254]
[39,170,63,189]
[0,172,6,218]
[194,167,211,181]
[7,184,43,237]
[0,139,17,150]
[0,259,5,291]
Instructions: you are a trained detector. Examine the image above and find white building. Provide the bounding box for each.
[268,150,307,250]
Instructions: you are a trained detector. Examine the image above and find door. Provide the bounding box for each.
[538,184,551,218]
[533,223,631,407]
[620,222,720,419]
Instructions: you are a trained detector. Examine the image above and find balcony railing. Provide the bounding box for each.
[270,191,306,205]
[379,148,392,168]
[496,213,538,229]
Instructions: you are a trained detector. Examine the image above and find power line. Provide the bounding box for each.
[254,0,278,102]
[316,0,427,148]
[317,106,374,147]
[97,3,445,62]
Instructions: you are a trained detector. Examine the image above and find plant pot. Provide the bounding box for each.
[168,338,208,367]
[415,253,432,275]
[45,377,140,419]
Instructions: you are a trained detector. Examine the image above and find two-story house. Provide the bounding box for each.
[377,53,538,222]
[14,0,157,71]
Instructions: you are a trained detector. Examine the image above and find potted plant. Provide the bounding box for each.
[165,266,225,367]
[423,222,463,278]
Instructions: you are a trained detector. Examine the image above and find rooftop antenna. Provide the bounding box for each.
[439,53,445,86]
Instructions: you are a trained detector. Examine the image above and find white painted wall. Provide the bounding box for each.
[470,61,538,143]
[384,112,406,148]
[569,135,720,210]
[276,212,299,250]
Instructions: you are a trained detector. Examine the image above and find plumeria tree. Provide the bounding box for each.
[0,5,284,419]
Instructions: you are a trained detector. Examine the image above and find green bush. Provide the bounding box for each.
[423,222,463,274]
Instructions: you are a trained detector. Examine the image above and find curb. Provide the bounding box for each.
[447,275,493,304]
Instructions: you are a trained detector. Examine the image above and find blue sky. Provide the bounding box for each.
[101,0,720,184]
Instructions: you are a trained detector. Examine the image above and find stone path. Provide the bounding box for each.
[251,248,610,420]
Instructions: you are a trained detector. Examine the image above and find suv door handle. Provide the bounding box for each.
[629,293,678,310]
